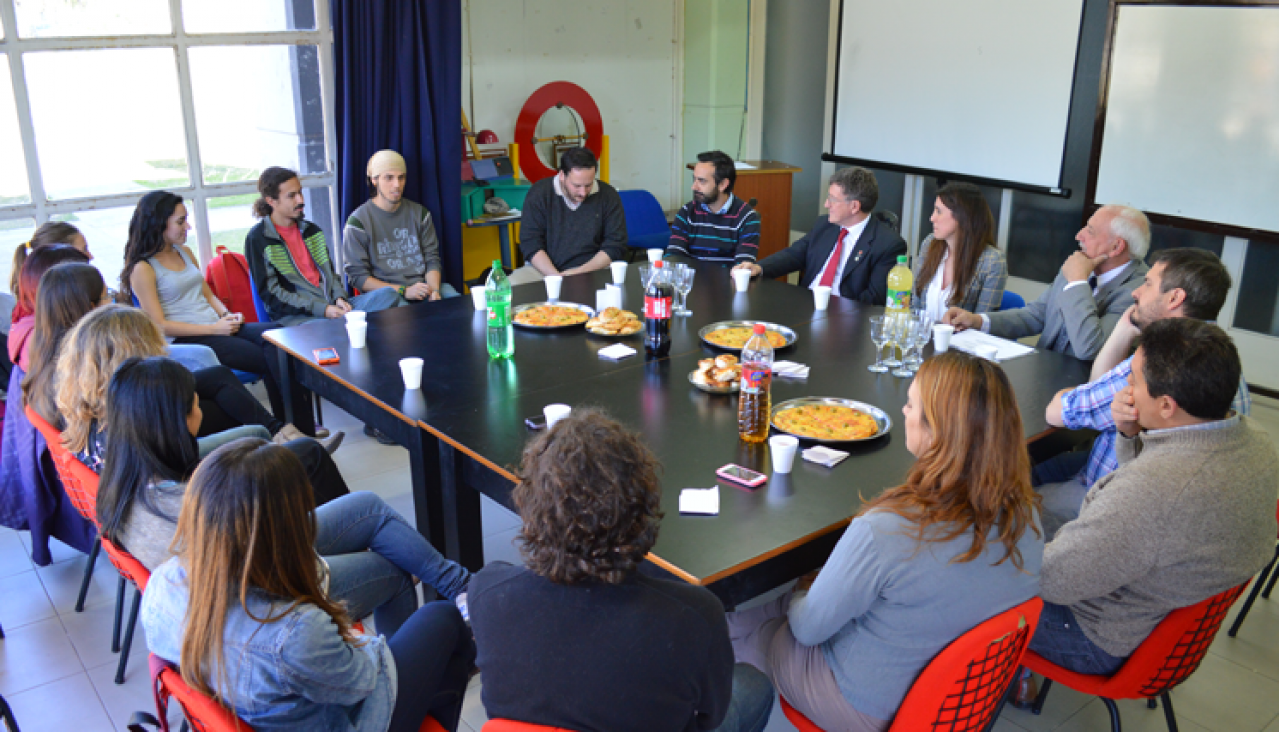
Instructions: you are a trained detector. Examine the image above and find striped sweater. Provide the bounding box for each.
[666,195,761,263]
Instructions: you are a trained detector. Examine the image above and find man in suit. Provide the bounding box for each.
[732,167,906,304]
[943,205,1150,360]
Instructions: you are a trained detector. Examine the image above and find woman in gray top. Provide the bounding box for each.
[727,352,1043,731]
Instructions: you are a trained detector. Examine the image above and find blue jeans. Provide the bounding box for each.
[168,343,220,371]
[1032,450,1089,487]
[1029,602,1127,676]
[348,287,403,312]
[314,492,471,637]
[197,425,271,459]
[386,601,476,732]
[711,664,775,732]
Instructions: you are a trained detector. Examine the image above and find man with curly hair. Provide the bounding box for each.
[468,408,774,732]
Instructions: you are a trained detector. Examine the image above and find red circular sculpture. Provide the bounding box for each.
[513,81,604,183]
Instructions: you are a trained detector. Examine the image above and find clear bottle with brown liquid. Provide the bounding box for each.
[737,323,774,443]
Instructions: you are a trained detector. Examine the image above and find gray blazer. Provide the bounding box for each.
[913,235,1007,315]
[986,259,1148,360]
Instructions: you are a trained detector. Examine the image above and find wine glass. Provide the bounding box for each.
[882,312,905,368]
[892,318,921,377]
[638,264,652,290]
[674,265,695,316]
[907,309,933,368]
[868,315,889,373]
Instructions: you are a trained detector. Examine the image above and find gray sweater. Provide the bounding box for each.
[117,480,185,571]
[342,199,442,291]
[1042,415,1279,656]
[788,510,1043,720]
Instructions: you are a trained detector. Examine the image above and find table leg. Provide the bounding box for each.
[439,442,485,571]
[406,426,448,557]
[498,225,512,271]
[276,346,295,426]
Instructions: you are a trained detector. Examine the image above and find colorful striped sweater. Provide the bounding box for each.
[666,195,761,263]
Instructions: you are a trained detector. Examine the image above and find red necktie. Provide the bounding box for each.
[817,228,849,288]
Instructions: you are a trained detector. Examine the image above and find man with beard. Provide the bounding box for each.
[666,151,761,264]
[246,167,400,326]
[509,146,628,285]
[1034,248,1250,536]
[343,149,457,304]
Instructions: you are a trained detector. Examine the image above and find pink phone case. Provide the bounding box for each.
[716,463,767,488]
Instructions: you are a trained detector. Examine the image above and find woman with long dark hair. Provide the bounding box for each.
[7,244,90,370]
[913,182,1007,323]
[121,190,324,437]
[141,438,474,731]
[727,352,1042,731]
[21,262,110,426]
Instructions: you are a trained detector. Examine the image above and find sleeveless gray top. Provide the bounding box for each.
[148,248,219,327]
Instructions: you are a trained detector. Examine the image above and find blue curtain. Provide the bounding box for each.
[329,0,463,290]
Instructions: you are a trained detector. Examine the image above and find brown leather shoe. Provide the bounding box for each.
[1009,672,1038,710]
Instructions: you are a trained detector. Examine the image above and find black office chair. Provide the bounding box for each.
[873,209,901,233]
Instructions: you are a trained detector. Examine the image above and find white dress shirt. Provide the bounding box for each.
[811,216,870,296]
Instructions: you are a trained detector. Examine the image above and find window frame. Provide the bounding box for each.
[0,0,338,269]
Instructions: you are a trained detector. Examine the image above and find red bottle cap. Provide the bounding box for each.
[654,261,664,269]
[753,323,766,334]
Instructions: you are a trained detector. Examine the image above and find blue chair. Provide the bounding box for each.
[248,270,271,323]
[1000,290,1025,311]
[131,293,260,386]
[618,189,671,261]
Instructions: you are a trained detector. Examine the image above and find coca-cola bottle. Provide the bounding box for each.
[644,261,673,357]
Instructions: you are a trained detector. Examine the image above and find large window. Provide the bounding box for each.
[0,0,336,294]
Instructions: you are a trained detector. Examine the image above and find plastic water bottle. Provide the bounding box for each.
[885,255,913,315]
[486,261,513,359]
[737,323,774,443]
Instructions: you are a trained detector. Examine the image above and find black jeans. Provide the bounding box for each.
[282,437,349,507]
[193,366,285,437]
[386,602,476,732]
[174,322,314,434]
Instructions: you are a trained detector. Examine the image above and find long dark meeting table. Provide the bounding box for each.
[265,261,1090,605]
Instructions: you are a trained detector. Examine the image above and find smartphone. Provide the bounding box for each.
[313,348,340,365]
[716,463,767,488]
[525,415,547,431]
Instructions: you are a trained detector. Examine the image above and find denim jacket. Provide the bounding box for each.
[141,558,397,731]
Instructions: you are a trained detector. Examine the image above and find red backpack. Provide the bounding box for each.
[203,246,259,323]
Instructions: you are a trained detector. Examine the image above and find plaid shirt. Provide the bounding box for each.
[1061,355,1252,487]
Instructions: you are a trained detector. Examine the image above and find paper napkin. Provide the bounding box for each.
[679,486,720,515]
[773,360,811,379]
[598,343,637,361]
[803,445,849,467]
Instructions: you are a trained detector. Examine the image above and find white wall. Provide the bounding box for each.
[461,0,682,208]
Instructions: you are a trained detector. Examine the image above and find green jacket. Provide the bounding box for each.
[245,218,347,326]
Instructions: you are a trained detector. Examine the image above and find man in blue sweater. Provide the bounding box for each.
[667,151,761,265]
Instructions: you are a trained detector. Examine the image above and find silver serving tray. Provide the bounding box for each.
[770,397,892,443]
[511,301,596,329]
[688,370,739,394]
[698,320,798,351]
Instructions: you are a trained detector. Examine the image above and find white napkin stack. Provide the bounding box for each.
[594,286,623,312]
[803,445,849,467]
[598,343,637,361]
[773,361,810,379]
[679,486,720,515]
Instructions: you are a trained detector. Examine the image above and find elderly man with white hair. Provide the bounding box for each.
[943,205,1151,360]
[342,149,457,304]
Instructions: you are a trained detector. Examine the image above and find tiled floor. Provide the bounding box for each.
[3,395,1279,731]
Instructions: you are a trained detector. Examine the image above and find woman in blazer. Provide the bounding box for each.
[914,182,1007,322]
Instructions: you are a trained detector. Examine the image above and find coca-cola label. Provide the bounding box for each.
[740,363,771,394]
[645,295,672,319]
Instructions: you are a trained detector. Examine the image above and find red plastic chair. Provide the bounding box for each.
[483,721,577,731]
[101,536,150,685]
[1227,503,1279,637]
[25,406,101,613]
[1024,583,1248,732]
[140,655,449,732]
[780,597,1043,732]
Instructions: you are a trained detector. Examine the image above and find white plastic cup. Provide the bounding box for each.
[344,310,366,324]
[470,285,487,310]
[346,321,367,349]
[646,248,663,264]
[545,275,563,301]
[610,261,628,285]
[769,435,800,474]
[399,357,424,390]
[813,286,832,310]
[733,268,752,293]
[933,324,954,353]
[543,403,572,429]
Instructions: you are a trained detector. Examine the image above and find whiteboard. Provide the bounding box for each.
[830,0,1084,192]
[1094,6,1279,235]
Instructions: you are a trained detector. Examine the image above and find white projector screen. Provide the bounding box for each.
[830,0,1085,193]
[1094,5,1279,236]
